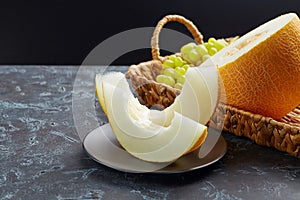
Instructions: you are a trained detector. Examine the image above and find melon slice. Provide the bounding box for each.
[95,72,131,115]
[102,82,208,162]
[95,60,219,161]
[149,59,219,126]
[212,13,300,119]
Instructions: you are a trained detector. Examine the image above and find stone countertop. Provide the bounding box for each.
[0,65,299,200]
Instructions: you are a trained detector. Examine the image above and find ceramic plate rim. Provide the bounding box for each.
[82,124,227,174]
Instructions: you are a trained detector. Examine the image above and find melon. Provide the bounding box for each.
[95,72,131,115]
[95,60,219,162]
[212,13,300,119]
[102,81,207,162]
[149,59,219,126]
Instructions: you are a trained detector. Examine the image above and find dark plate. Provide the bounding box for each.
[83,124,227,173]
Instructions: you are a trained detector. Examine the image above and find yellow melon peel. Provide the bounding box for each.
[213,13,300,119]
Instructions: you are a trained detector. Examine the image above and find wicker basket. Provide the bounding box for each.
[125,15,300,157]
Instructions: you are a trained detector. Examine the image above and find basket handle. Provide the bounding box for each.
[151,15,204,62]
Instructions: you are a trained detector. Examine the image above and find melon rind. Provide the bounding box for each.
[213,13,300,119]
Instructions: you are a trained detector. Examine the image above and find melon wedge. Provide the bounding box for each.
[102,82,208,162]
[95,60,219,161]
[212,13,300,119]
[149,59,219,126]
[95,72,131,115]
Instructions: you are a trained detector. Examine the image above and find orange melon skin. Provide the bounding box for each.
[218,16,300,120]
[185,129,208,154]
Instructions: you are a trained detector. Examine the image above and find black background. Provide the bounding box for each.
[0,0,299,65]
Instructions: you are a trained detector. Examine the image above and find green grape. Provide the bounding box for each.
[176,75,186,84]
[156,74,165,83]
[208,37,226,51]
[181,42,196,55]
[208,37,218,45]
[168,55,177,62]
[163,68,175,78]
[208,47,218,56]
[202,54,210,61]
[214,42,226,51]
[175,67,186,75]
[195,44,208,56]
[174,83,183,90]
[157,37,231,89]
[208,38,216,47]
[217,39,228,46]
[182,64,190,71]
[174,71,182,79]
[204,42,213,51]
[174,57,184,67]
[178,37,230,68]
[188,49,201,64]
[162,59,175,69]
[165,76,176,87]
[156,75,175,87]
[182,54,190,64]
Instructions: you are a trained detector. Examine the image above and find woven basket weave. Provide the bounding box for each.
[125,14,300,157]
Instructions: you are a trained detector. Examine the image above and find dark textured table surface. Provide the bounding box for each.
[1,65,299,200]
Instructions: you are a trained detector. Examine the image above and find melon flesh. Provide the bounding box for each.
[95,59,219,162]
[212,13,300,119]
[95,72,131,115]
[102,82,207,162]
[149,59,219,126]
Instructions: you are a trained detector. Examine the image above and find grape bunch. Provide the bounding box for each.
[181,37,229,66]
[156,55,189,90]
[156,37,230,89]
